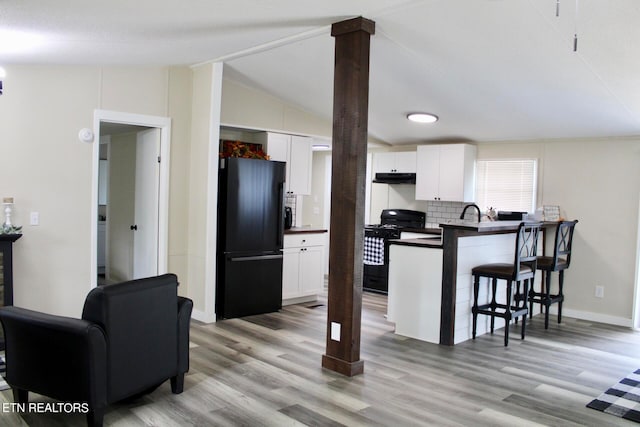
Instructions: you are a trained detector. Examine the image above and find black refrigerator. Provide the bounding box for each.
[216,157,286,319]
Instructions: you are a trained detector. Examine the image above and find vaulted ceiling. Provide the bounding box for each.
[3,0,640,145]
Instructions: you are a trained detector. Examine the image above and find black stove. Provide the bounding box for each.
[364,224,402,239]
[363,209,425,294]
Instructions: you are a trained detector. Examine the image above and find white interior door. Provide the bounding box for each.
[133,128,160,279]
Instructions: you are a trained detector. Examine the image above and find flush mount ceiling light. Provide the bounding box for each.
[0,29,46,55]
[407,112,439,124]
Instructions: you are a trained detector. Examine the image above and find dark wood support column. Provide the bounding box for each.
[440,227,461,346]
[440,225,522,345]
[322,16,375,377]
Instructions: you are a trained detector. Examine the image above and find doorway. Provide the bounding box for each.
[91,110,171,288]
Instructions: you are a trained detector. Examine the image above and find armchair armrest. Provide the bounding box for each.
[177,297,193,374]
[0,306,108,408]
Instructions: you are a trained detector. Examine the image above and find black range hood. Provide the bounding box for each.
[373,172,416,184]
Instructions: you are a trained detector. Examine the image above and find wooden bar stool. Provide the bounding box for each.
[529,220,578,329]
[472,222,542,346]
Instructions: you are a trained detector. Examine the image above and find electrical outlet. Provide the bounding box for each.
[595,285,604,298]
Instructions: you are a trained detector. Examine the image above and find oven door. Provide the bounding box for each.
[363,263,389,294]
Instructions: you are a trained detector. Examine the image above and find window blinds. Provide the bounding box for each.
[475,159,537,213]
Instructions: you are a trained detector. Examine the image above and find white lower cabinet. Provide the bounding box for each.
[282,233,325,304]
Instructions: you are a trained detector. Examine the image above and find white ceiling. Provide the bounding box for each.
[3,0,640,145]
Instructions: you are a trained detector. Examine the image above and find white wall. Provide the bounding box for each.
[167,66,194,297]
[186,63,215,318]
[0,65,192,317]
[220,77,333,137]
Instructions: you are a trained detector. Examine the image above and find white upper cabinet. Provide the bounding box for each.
[415,144,476,202]
[372,151,417,174]
[266,132,289,163]
[266,132,313,195]
[288,135,313,195]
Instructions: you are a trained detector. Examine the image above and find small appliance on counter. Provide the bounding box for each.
[497,211,526,221]
[363,209,426,294]
[284,206,293,229]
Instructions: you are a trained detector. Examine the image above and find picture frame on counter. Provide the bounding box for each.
[543,205,561,221]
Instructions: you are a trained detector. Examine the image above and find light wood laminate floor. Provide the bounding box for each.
[2,292,639,426]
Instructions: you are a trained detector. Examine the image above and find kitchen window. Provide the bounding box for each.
[475,159,537,213]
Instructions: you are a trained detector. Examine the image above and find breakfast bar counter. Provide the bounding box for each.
[388,220,541,345]
[439,221,526,345]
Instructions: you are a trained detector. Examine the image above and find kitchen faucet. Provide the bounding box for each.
[460,204,481,223]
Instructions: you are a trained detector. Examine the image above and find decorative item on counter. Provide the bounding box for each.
[219,140,270,160]
[1,197,22,234]
[543,205,561,221]
[486,207,497,221]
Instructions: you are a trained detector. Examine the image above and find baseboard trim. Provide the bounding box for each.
[322,354,364,377]
[282,295,318,306]
[192,308,216,324]
[548,307,632,328]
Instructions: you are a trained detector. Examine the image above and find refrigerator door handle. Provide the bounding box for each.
[229,254,284,262]
[278,182,285,247]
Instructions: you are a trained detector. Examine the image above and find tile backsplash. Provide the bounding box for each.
[285,194,298,227]
[425,200,475,227]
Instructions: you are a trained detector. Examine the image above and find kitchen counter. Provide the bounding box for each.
[438,220,552,345]
[284,227,327,235]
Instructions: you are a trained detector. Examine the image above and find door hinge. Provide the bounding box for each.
[157,156,161,163]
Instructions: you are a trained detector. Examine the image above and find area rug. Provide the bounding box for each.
[587,369,640,423]
[0,354,8,391]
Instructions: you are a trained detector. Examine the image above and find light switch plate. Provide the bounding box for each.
[30,211,39,226]
[330,322,341,341]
